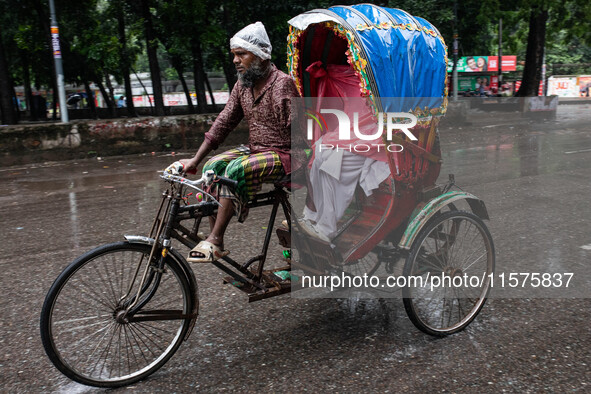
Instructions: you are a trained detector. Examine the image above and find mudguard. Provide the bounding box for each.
[398,191,489,250]
[124,235,199,340]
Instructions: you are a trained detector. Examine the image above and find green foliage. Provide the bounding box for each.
[546,32,591,74]
[164,67,178,80]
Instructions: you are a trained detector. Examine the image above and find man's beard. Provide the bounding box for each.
[237,59,270,88]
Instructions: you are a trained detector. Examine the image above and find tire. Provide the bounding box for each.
[40,242,194,388]
[403,211,495,336]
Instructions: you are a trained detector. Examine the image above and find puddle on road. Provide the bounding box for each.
[0,154,184,203]
[438,111,591,186]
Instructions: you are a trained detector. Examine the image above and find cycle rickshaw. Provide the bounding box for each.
[40,4,495,388]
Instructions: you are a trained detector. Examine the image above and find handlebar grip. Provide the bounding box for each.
[213,175,238,191]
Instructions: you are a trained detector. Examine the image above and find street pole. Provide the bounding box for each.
[541,51,546,96]
[453,35,458,102]
[452,1,459,102]
[48,0,68,123]
[498,18,503,89]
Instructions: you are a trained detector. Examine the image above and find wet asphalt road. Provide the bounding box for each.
[1,104,590,392]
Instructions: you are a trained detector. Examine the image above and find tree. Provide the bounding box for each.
[515,6,548,96]
[106,0,141,116]
[12,0,53,120]
[0,34,17,125]
[134,0,165,116]
[156,0,203,113]
[512,0,591,96]
[154,0,196,113]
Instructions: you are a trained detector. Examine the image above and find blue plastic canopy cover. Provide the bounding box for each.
[326,4,447,112]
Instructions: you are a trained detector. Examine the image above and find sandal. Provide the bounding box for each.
[297,219,330,242]
[288,218,330,242]
[187,240,229,263]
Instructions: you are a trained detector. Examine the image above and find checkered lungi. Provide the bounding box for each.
[202,145,285,219]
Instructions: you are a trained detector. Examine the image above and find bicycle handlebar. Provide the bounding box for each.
[160,170,238,204]
[212,175,238,191]
[161,170,237,192]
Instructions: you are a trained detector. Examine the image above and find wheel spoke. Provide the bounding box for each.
[129,323,168,352]
[75,275,118,310]
[127,324,160,358]
[404,212,494,336]
[86,321,118,376]
[461,251,487,272]
[42,244,193,386]
[66,319,115,353]
[136,321,178,337]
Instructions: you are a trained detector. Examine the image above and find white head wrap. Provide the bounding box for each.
[230,22,272,60]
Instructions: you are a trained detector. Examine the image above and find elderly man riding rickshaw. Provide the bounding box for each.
[42,6,495,388]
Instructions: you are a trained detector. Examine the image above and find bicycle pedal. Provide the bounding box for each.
[271,270,291,282]
[276,227,291,248]
[222,276,251,290]
[230,280,244,288]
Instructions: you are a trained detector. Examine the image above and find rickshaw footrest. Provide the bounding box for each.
[222,266,292,302]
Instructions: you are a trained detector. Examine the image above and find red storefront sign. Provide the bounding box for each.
[486,56,517,72]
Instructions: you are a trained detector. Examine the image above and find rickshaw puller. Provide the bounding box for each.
[166,22,301,263]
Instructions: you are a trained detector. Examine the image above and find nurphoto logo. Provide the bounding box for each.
[306,109,418,153]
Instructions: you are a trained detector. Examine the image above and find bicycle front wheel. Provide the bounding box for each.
[403,211,495,336]
[40,242,195,388]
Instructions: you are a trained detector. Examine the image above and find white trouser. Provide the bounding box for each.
[303,144,390,239]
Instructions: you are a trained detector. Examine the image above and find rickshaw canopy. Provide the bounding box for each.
[287,4,448,116]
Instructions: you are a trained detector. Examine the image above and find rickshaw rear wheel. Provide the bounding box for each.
[402,211,495,337]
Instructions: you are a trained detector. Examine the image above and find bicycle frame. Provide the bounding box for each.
[123,176,294,319]
[173,183,293,296]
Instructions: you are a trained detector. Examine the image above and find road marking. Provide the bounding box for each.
[580,244,591,250]
[56,381,92,394]
[564,148,591,154]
